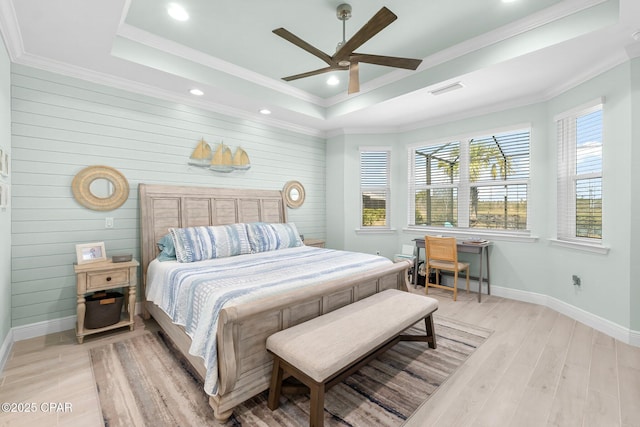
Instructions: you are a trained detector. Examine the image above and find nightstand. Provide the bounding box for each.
[304,238,325,248]
[74,258,139,343]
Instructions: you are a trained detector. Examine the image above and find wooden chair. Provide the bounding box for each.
[424,236,470,301]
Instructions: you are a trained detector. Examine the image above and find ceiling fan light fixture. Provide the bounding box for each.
[167,3,189,21]
[273,5,421,95]
[327,76,340,86]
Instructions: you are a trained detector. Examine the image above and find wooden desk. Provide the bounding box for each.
[413,238,491,302]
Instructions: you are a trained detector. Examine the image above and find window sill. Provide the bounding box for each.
[549,239,609,254]
[355,228,397,235]
[403,226,538,243]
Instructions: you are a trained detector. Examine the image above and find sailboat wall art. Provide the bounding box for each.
[188,139,251,173]
[188,138,212,166]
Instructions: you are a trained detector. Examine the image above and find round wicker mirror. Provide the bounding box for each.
[283,180,305,209]
[72,165,129,211]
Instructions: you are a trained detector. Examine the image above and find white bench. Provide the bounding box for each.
[266,289,439,427]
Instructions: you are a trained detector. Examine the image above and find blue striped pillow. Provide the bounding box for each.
[246,222,303,253]
[169,224,252,263]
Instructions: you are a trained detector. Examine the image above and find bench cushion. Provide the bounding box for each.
[266,289,438,383]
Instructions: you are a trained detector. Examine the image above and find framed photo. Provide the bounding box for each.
[0,183,7,208]
[76,242,107,265]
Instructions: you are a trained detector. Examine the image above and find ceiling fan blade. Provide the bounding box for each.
[334,7,397,62]
[273,28,334,66]
[281,66,345,81]
[348,62,360,94]
[350,53,422,70]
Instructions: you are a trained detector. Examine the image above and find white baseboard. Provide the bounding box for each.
[492,286,640,347]
[12,315,77,342]
[0,302,145,376]
[10,302,144,343]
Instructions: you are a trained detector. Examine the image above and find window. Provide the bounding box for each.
[556,101,603,241]
[412,141,460,227]
[360,148,390,228]
[409,128,530,231]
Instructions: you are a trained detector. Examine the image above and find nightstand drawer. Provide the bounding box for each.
[87,269,129,290]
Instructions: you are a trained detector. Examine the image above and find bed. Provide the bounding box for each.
[139,183,412,421]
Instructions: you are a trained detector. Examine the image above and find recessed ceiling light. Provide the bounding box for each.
[168,3,189,21]
[502,0,518,3]
[259,108,272,115]
[327,76,340,86]
[189,88,204,96]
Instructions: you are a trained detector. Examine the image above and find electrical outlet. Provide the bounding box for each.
[105,217,114,229]
[572,275,581,286]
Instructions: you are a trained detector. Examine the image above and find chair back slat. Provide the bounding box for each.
[425,236,458,263]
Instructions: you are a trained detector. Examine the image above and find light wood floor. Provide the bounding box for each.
[1,288,638,427]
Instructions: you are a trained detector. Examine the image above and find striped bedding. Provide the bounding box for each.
[145,245,393,396]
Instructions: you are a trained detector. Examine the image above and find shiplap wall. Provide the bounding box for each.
[10,64,326,327]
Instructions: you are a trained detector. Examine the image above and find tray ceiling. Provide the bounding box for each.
[1,0,639,135]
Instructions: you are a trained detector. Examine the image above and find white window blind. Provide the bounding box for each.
[411,141,460,227]
[557,101,603,241]
[469,131,530,230]
[360,148,390,228]
[409,127,530,231]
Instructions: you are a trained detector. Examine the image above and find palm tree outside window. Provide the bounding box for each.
[409,128,530,231]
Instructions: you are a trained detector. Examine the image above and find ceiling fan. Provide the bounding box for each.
[273,4,422,94]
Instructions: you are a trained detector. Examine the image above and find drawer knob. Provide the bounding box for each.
[106,277,112,282]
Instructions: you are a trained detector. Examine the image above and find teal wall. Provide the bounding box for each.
[326,61,637,331]
[3,56,638,337]
[10,64,326,327]
[0,38,11,345]
[545,62,632,329]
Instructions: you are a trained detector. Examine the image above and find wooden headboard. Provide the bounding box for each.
[139,183,287,286]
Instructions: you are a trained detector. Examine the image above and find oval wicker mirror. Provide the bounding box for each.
[72,165,129,211]
[283,180,306,209]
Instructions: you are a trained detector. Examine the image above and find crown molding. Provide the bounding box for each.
[323,0,610,107]
[320,46,630,137]
[325,126,400,138]
[13,52,324,138]
[0,0,24,61]
[397,46,629,134]
[542,48,629,100]
[117,23,326,107]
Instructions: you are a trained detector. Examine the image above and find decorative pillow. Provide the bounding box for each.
[156,233,177,262]
[270,222,304,248]
[169,224,252,263]
[246,222,303,253]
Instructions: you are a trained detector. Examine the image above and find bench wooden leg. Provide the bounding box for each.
[309,381,325,427]
[268,356,284,410]
[425,314,437,349]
